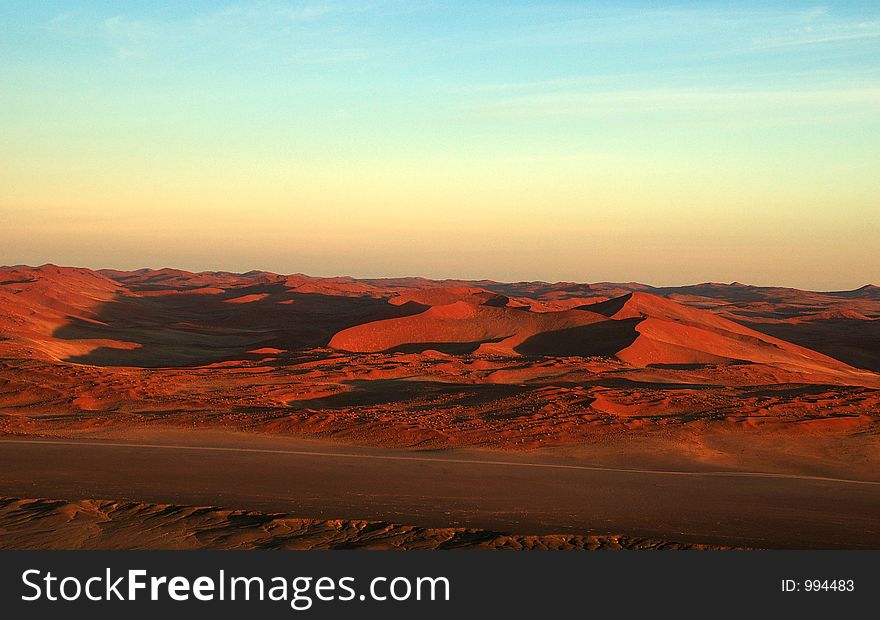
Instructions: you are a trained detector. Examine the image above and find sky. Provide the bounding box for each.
[1,1,878,289]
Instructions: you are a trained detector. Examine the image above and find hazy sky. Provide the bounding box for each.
[2,1,878,289]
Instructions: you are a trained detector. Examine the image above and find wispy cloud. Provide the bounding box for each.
[438,4,880,62]
[462,87,880,120]
[47,1,378,63]
[439,5,880,122]
[753,13,880,49]
[454,65,880,97]
[207,2,341,23]
[101,15,160,59]
[754,26,880,49]
[285,47,374,64]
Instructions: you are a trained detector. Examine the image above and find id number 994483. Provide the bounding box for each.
[781,579,854,592]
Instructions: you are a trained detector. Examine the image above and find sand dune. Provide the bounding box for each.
[330,300,611,355]
[583,293,866,378]
[0,265,122,361]
[0,496,731,550]
[330,287,872,383]
[0,264,878,448]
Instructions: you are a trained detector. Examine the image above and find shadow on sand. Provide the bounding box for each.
[515,317,643,357]
[53,282,426,367]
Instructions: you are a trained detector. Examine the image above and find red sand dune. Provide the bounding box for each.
[587,293,866,379]
[0,265,124,361]
[0,497,730,550]
[388,286,509,307]
[330,298,611,355]
[330,288,873,384]
[0,264,878,449]
[224,293,272,304]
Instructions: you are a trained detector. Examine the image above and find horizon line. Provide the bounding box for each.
[4,262,877,295]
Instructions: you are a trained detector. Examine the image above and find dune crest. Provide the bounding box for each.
[328,288,872,384]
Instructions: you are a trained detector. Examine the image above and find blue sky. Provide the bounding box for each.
[2,2,879,287]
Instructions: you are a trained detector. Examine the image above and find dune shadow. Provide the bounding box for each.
[575,293,633,317]
[514,317,642,357]
[549,378,723,390]
[384,337,508,355]
[53,283,426,367]
[738,318,880,373]
[740,384,850,398]
[286,379,526,409]
[0,278,38,286]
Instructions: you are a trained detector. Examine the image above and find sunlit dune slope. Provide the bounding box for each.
[330,288,873,383]
[330,298,612,355]
[586,293,866,379]
[0,265,124,361]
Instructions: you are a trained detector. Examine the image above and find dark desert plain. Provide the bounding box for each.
[1,264,880,550]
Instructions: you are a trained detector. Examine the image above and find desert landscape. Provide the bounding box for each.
[0,264,878,549]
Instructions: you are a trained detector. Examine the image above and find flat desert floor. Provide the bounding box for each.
[1,265,879,549]
[2,429,880,548]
